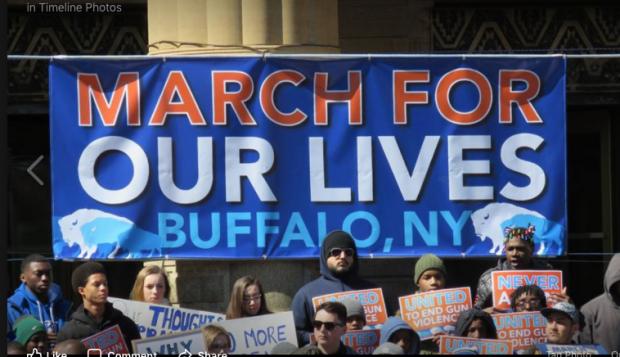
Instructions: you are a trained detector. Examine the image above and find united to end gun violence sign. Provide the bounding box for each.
[399,287,472,340]
[439,335,513,355]
[492,311,547,351]
[312,288,388,326]
[491,270,563,310]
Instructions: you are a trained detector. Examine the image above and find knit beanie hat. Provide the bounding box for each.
[341,298,366,320]
[14,316,45,345]
[72,262,106,294]
[414,254,447,286]
[322,230,357,260]
[373,342,404,355]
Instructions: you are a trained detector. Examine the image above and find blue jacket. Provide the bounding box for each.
[380,317,420,354]
[291,242,377,346]
[7,283,72,338]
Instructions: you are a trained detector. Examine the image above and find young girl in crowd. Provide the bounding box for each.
[130,265,171,305]
[204,325,232,354]
[225,276,271,319]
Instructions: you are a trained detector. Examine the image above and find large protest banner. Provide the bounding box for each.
[132,328,207,354]
[82,325,130,354]
[342,329,381,355]
[399,287,472,340]
[108,297,225,338]
[491,270,563,310]
[218,311,297,354]
[438,336,512,354]
[49,56,566,259]
[312,288,387,326]
[492,311,546,352]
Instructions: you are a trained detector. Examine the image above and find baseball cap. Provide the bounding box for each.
[541,301,579,324]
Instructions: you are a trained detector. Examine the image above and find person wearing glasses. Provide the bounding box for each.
[295,301,355,355]
[225,276,271,319]
[510,284,547,312]
[291,230,377,346]
[204,325,232,354]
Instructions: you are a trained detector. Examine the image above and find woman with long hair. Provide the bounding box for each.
[129,265,170,305]
[225,276,270,319]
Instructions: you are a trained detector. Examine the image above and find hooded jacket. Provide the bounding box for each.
[453,309,497,339]
[291,233,377,345]
[473,258,552,309]
[57,302,141,352]
[379,317,420,354]
[7,282,72,336]
[578,254,620,352]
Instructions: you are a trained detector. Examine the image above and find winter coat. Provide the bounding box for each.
[291,245,377,346]
[7,283,72,336]
[294,342,357,355]
[578,254,620,352]
[57,302,141,352]
[453,308,497,339]
[379,317,420,354]
[473,259,553,309]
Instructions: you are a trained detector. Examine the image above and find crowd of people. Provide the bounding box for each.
[6,229,620,355]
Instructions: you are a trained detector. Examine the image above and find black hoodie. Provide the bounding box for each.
[578,254,620,352]
[291,231,377,346]
[57,302,141,352]
[453,308,497,339]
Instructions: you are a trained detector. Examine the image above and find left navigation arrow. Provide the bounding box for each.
[27,155,45,186]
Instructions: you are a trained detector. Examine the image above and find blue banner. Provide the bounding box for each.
[50,56,566,259]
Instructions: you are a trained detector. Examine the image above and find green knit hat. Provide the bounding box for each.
[414,254,447,286]
[14,315,45,345]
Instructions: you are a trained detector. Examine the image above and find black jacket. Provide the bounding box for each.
[453,308,497,339]
[57,302,141,352]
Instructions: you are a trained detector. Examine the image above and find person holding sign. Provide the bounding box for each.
[474,225,554,310]
[129,265,170,305]
[541,302,580,345]
[414,254,447,293]
[379,317,420,354]
[292,231,377,345]
[453,309,497,339]
[295,302,355,355]
[57,262,141,352]
[204,325,232,354]
[226,276,271,319]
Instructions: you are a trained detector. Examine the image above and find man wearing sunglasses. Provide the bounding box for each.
[295,302,355,355]
[292,230,377,346]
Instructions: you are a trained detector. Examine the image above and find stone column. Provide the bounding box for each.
[146,0,339,312]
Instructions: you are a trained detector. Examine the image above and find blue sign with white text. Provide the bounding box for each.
[50,56,566,259]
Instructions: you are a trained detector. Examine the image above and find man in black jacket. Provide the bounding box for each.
[57,262,141,352]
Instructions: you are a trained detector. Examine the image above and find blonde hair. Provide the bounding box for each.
[225,275,270,319]
[204,325,230,349]
[129,265,170,302]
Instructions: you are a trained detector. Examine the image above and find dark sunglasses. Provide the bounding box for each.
[329,248,354,257]
[312,320,344,331]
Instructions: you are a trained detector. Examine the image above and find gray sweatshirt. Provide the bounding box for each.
[578,254,620,352]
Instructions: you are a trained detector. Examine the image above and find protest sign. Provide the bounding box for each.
[439,336,513,355]
[217,311,297,354]
[312,288,387,326]
[108,297,225,338]
[132,328,206,354]
[81,325,129,354]
[491,270,563,310]
[50,56,567,260]
[533,343,608,355]
[342,329,381,355]
[492,311,546,351]
[398,287,472,340]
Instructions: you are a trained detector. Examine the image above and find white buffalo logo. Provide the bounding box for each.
[58,208,163,259]
[470,203,564,256]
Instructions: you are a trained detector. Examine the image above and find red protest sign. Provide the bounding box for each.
[312,288,387,326]
[398,287,472,340]
[342,329,380,355]
[439,336,513,355]
[491,270,563,310]
[492,311,547,352]
[81,325,130,355]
